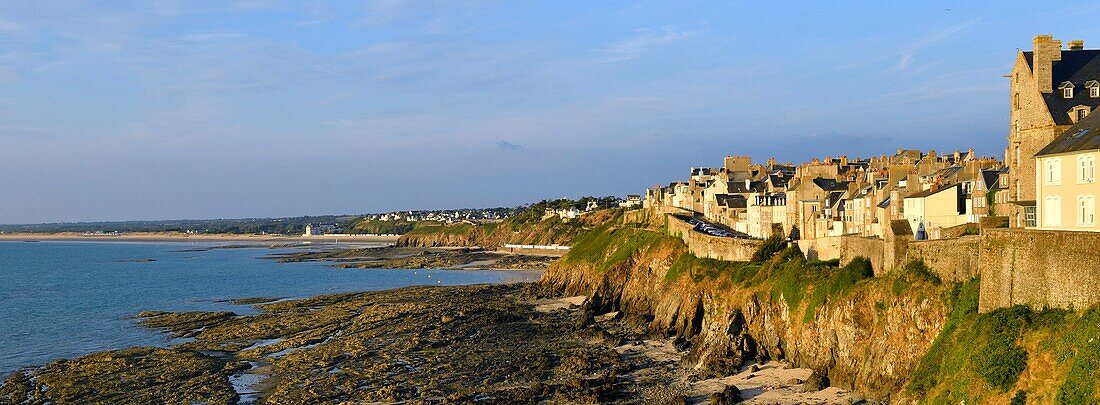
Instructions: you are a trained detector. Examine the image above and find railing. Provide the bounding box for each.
[503,244,571,250]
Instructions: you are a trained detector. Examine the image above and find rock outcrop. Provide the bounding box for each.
[539,229,949,402]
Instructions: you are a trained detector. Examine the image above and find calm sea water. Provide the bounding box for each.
[0,241,542,375]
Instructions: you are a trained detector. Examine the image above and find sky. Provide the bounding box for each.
[3,1,1100,223]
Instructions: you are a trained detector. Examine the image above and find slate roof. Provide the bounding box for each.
[877,196,891,208]
[768,173,791,189]
[812,178,850,191]
[1036,106,1100,156]
[907,183,960,199]
[715,194,747,209]
[727,180,767,193]
[1023,49,1100,125]
[981,168,1003,190]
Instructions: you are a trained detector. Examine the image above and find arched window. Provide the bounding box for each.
[1079,155,1096,183]
[1045,195,1062,226]
[1078,194,1096,226]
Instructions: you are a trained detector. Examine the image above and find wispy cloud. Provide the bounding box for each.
[178,32,244,42]
[0,11,20,32]
[594,25,697,64]
[0,66,17,83]
[497,140,522,151]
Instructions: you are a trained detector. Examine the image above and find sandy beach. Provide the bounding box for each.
[0,232,401,244]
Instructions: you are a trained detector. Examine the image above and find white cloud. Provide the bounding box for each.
[594,25,697,63]
[178,32,244,42]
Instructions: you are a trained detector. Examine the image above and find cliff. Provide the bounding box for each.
[539,213,1100,403]
[539,221,955,401]
[395,209,622,248]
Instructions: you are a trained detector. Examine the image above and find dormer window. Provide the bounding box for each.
[1061,81,1076,99]
[1071,105,1092,123]
[1088,81,1100,98]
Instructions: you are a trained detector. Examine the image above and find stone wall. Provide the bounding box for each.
[666,214,761,261]
[979,228,1100,312]
[797,236,888,275]
[904,236,980,283]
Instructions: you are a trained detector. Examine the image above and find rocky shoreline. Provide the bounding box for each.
[269,246,559,270]
[0,283,857,404]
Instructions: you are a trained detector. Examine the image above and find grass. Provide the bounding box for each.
[802,257,875,322]
[561,225,672,273]
[905,278,1100,403]
[892,259,942,296]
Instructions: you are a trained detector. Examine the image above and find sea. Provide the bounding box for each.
[0,241,542,376]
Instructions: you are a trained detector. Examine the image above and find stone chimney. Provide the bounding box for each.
[1069,40,1085,50]
[1034,35,1063,94]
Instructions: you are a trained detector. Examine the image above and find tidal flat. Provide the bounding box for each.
[0,284,685,404]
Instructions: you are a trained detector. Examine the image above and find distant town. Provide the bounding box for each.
[646,35,1100,242]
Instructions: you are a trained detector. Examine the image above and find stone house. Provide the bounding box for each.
[1006,35,1100,228]
[1034,108,1100,231]
[902,184,969,239]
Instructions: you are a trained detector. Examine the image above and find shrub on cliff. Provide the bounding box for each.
[751,235,787,264]
[892,259,942,295]
[975,306,1030,391]
[803,256,875,322]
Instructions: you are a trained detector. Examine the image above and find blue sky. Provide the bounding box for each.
[2,1,1100,223]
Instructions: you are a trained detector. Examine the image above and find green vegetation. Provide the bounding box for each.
[751,235,787,264]
[561,224,671,273]
[349,219,416,235]
[803,257,875,322]
[907,278,980,398]
[987,188,998,217]
[0,215,362,235]
[892,259,942,295]
[1055,307,1100,404]
[405,222,477,236]
[666,253,760,285]
[905,278,1100,403]
[1011,391,1026,405]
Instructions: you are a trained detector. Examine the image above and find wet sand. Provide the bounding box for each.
[0,232,400,243]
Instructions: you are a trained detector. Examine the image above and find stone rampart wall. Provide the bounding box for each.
[979,228,1100,312]
[666,215,761,261]
[905,236,980,283]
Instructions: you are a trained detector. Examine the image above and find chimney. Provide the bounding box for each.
[1034,35,1063,93]
[1069,40,1085,50]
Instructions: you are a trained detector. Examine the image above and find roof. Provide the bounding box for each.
[907,183,960,199]
[877,196,891,208]
[727,180,767,193]
[812,178,850,191]
[1023,49,1100,125]
[825,191,846,209]
[890,219,913,237]
[715,194,747,209]
[768,173,791,188]
[981,169,1002,190]
[1036,106,1100,156]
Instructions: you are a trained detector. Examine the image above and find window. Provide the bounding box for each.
[1046,158,1062,185]
[1079,155,1096,183]
[1092,87,1099,98]
[1013,93,1020,110]
[1024,206,1037,227]
[1045,195,1062,226]
[1079,195,1096,226]
[1061,81,1076,99]
[1078,108,1090,122]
